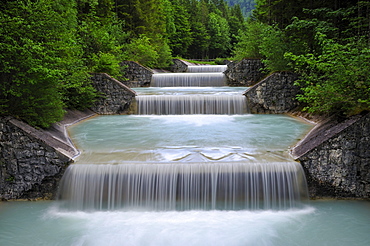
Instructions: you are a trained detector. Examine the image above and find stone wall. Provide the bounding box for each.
[244,72,300,114]
[170,59,194,72]
[90,73,137,115]
[120,61,153,87]
[224,59,266,86]
[0,117,77,200]
[291,112,370,199]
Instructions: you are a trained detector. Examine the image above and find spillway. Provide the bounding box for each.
[186,65,227,73]
[135,94,248,115]
[151,73,227,87]
[58,162,308,211]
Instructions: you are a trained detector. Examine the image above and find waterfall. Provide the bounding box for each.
[151,73,227,87]
[187,65,227,73]
[136,94,248,115]
[58,162,308,211]
[59,64,310,215]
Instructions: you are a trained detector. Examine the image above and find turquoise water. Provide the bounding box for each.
[68,114,312,164]
[133,86,247,95]
[0,200,369,246]
[1,84,368,245]
[61,114,313,212]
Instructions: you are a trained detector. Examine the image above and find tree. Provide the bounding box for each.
[227,4,247,47]
[123,35,159,67]
[224,0,256,17]
[182,0,210,59]
[208,12,231,58]
[115,0,172,67]
[286,32,370,116]
[232,20,266,60]
[0,0,74,127]
[0,0,108,127]
[233,0,370,117]
[187,21,211,59]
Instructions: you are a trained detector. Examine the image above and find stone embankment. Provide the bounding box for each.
[0,109,94,200]
[244,71,300,113]
[120,61,153,87]
[291,112,370,199]
[170,59,195,72]
[90,73,137,114]
[0,71,137,200]
[224,59,266,86]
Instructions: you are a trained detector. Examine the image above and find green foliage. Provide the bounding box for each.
[233,21,290,71]
[224,0,256,17]
[114,0,249,60]
[227,5,247,46]
[259,25,290,72]
[165,0,249,59]
[61,71,97,110]
[232,20,265,60]
[116,0,166,37]
[214,58,227,65]
[168,1,193,57]
[0,0,251,127]
[233,0,370,117]
[91,52,121,76]
[77,14,127,75]
[0,0,110,127]
[152,37,173,68]
[178,58,217,65]
[286,37,370,116]
[123,35,159,68]
[126,34,172,68]
[0,0,68,127]
[187,22,210,59]
[208,12,231,58]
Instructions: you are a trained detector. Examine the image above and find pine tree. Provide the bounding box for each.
[0,0,70,127]
[167,0,193,57]
[208,12,231,58]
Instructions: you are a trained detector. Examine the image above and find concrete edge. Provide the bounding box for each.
[53,109,97,160]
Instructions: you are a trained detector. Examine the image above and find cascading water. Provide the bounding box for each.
[151,73,227,87]
[57,65,310,212]
[136,94,248,115]
[186,65,227,73]
[58,162,307,211]
[137,67,245,114]
[1,65,369,246]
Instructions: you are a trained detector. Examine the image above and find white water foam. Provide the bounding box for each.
[46,205,315,246]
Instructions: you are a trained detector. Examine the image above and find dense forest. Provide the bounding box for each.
[0,0,245,127]
[235,0,370,117]
[224,0,255,17]
[0,0,369,128]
